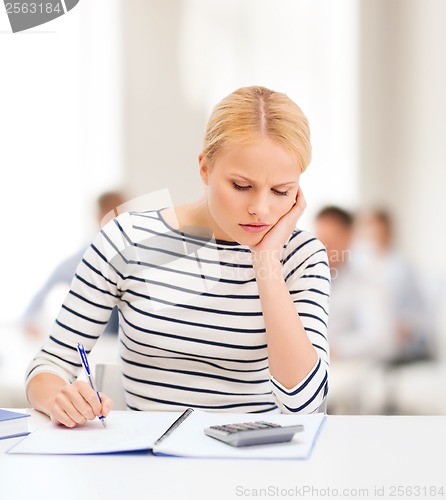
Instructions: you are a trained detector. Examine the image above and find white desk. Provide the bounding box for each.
[1,411,445,500]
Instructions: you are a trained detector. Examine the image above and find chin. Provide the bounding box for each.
[234,230,264,247]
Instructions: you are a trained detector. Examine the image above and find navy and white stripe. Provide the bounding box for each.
[25,208,330,414]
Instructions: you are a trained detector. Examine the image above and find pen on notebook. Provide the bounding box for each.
[76,342,106,428]
[153,408,194,445]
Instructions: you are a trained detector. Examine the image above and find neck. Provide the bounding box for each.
[182,197,234,242]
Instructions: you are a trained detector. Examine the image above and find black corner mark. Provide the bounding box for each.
[4,0,80,33]
[64,0,79,12]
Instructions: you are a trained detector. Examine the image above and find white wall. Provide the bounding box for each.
[359,0,446,274]
[358,0,446,356]
[0,1,123,322]
[121,0,205,207]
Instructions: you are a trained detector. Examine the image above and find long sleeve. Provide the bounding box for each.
[269,232,330,414]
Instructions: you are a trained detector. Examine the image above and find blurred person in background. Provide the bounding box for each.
[314,206,396,413]
[352,209,429,364]
[315,206,397,361]
[22,191,126,340]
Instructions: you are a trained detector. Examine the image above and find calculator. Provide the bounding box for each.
[203,421,304,447]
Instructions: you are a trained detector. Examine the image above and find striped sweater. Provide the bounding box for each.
[26,208,330,414]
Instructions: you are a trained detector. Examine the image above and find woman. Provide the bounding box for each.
[26,86,330,427]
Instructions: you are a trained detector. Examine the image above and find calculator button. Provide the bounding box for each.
[220,425,239,433]
[258,421,281,428]
[243,423,260,429]
[232,424,250,431]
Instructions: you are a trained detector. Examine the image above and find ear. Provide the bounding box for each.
[199,154,210,185]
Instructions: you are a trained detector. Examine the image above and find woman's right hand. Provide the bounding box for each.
[48,380,113,428]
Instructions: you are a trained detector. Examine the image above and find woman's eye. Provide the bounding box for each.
[232,182,289,196]
[233,182,250,191]
[272,189,289,196]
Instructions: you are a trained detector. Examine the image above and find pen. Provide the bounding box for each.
[153,408,194,445]
[76,342,106,428]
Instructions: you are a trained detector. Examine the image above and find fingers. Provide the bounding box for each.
[96,392,114,418]
[294,186,307,212]
[77,382,104,416]
[50,390,88,428]
[284,187,306,221]
[48,381,112,428]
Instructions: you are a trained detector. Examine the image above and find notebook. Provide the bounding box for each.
[7,409,325,459]
[0,409,30,440]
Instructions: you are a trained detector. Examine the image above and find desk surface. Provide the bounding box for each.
[1,410,445,500]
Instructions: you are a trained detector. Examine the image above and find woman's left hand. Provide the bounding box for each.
[249,186,307,259]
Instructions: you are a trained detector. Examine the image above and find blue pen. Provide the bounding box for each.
[76,342,106,428]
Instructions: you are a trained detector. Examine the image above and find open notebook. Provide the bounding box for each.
[7,410,325,459]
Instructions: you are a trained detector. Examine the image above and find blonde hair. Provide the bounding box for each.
[202,86,311,172]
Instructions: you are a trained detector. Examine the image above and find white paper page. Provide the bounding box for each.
[154,411,325,459]
[7,411,182,455]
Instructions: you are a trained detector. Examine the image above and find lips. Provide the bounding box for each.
[239,223,271,233]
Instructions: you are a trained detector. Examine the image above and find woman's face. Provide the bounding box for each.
[200,135,301,245]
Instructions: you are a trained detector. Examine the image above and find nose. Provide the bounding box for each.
[247,192,270,219]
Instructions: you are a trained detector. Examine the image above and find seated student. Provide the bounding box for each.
[315,206,398,361]
[314,206,417,414]
[353,209,429,363]
[314,205,387,414]
[26,86,330,427]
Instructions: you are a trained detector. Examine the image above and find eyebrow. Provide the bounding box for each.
[230,174,298,188]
